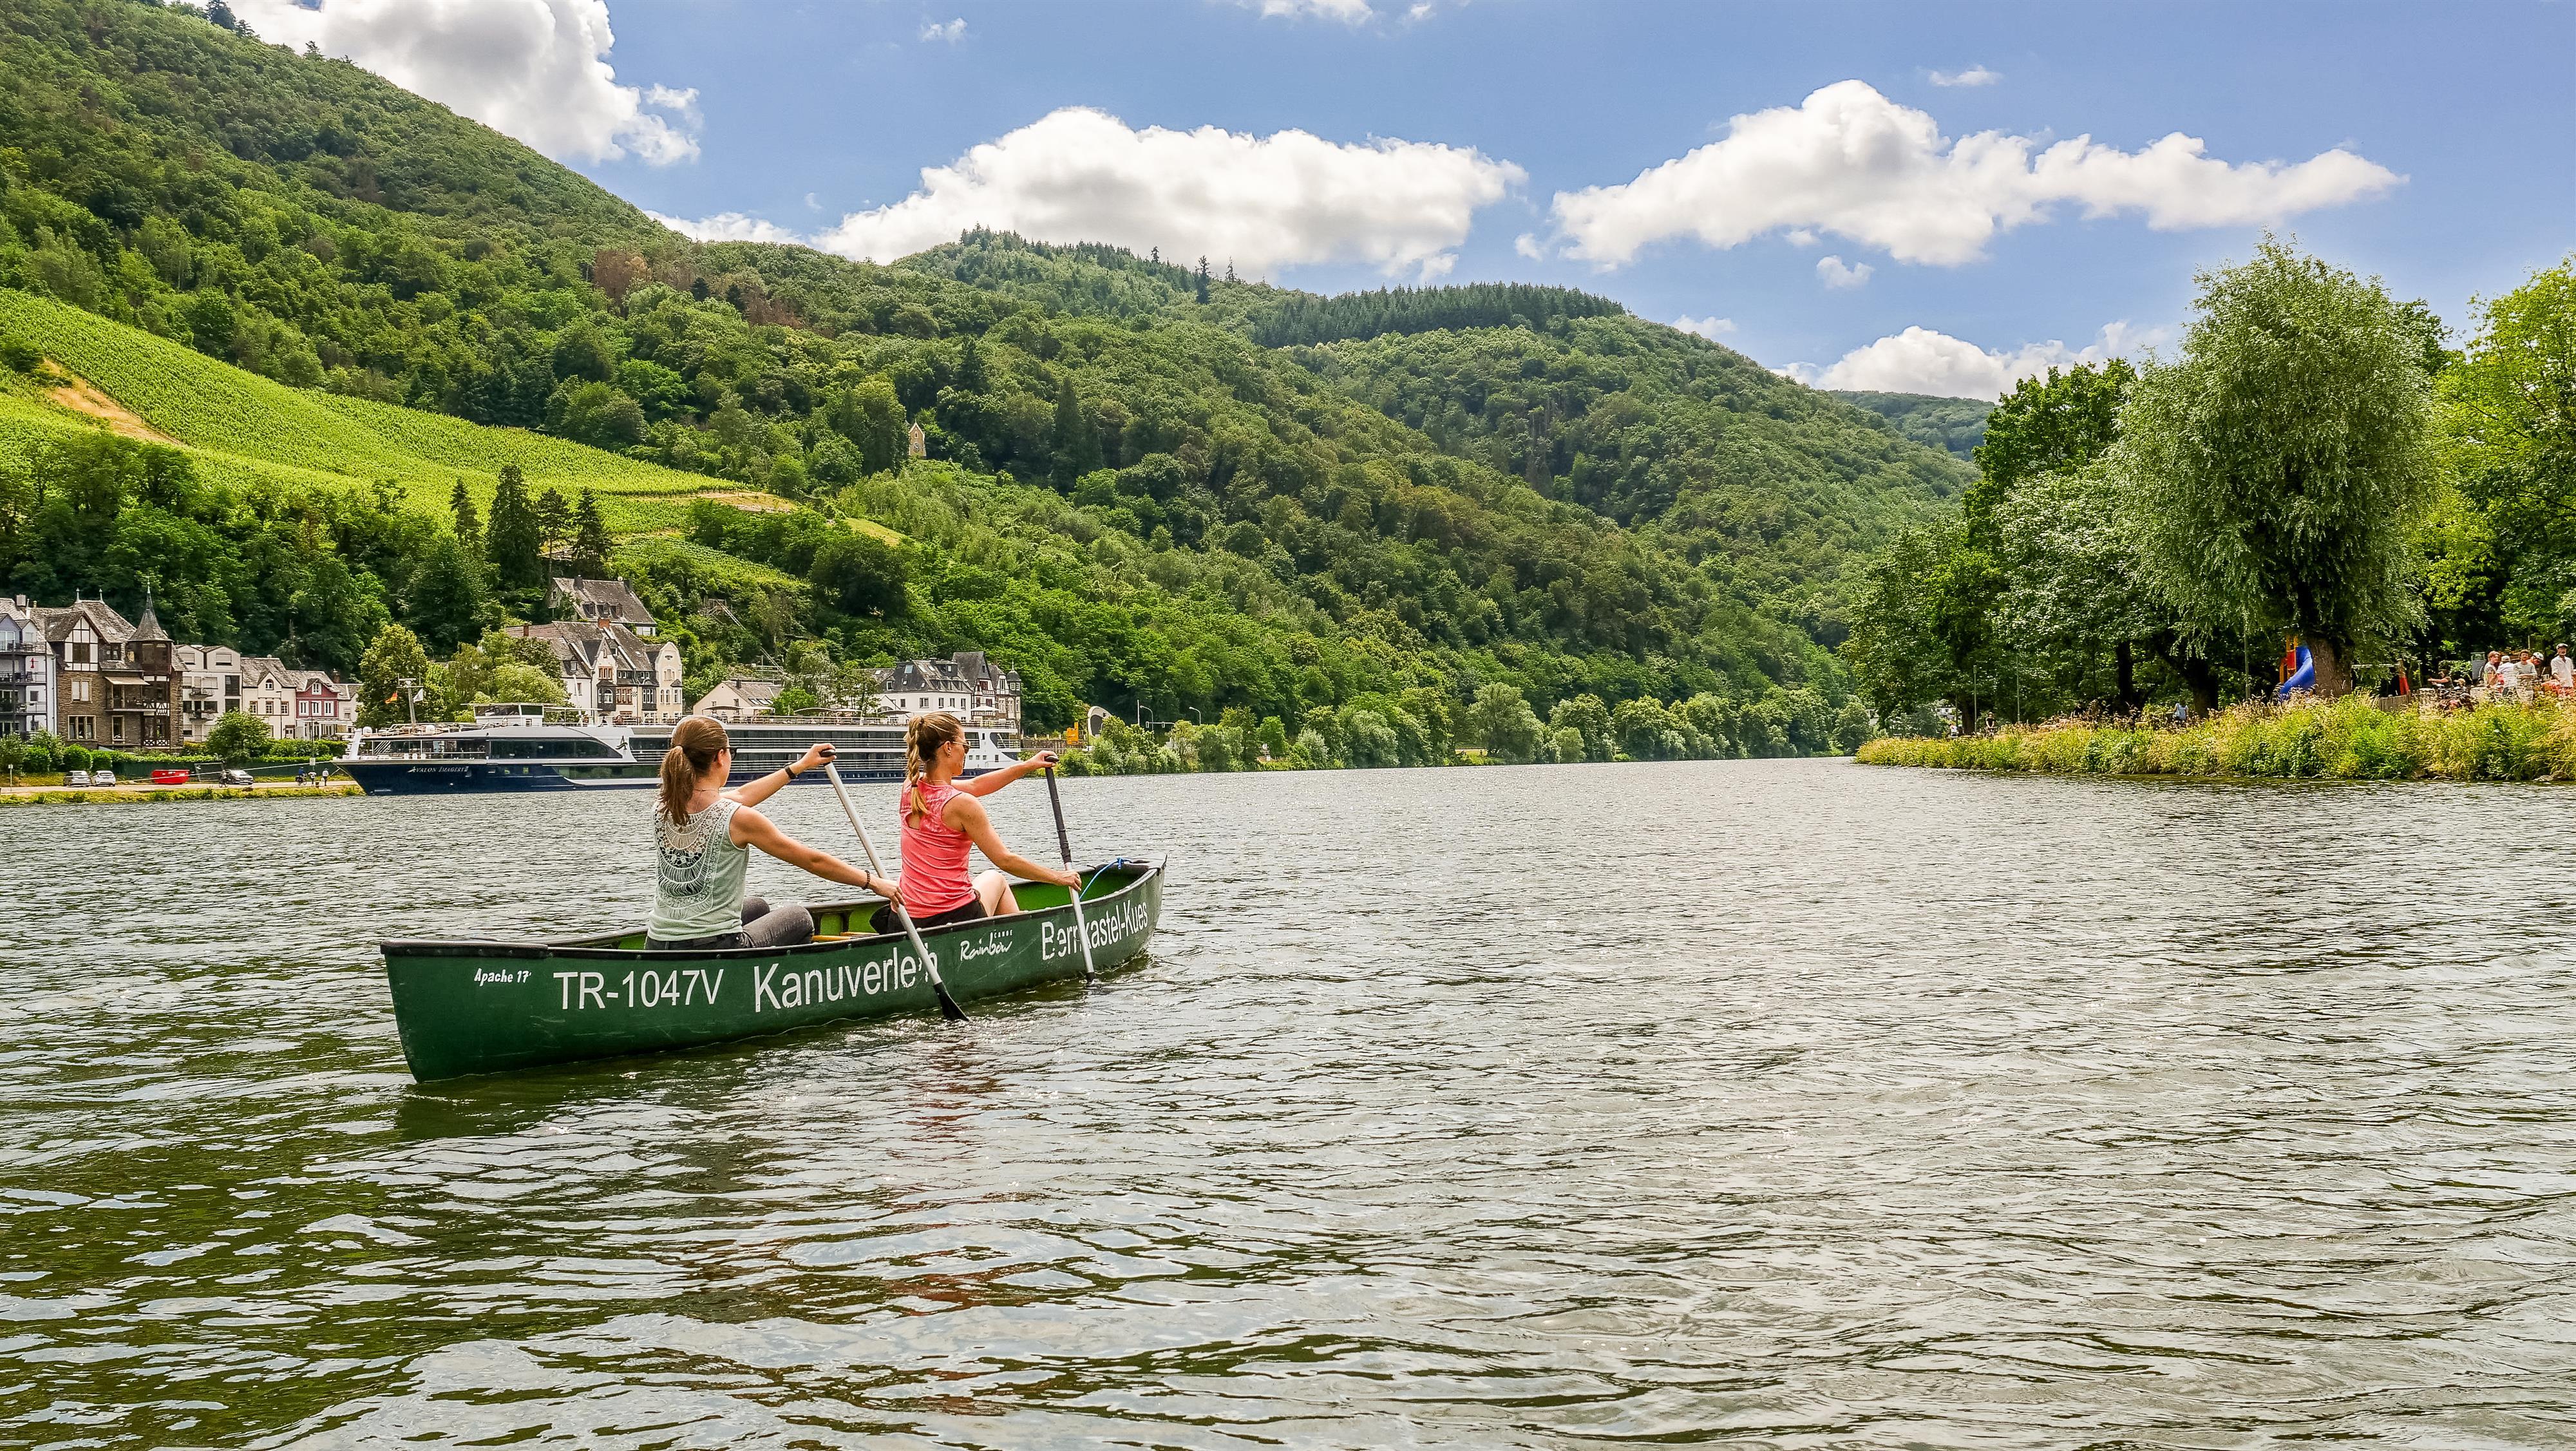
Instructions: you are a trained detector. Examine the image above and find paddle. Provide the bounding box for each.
[1042,767,1097,982]
[822,759,969,1024]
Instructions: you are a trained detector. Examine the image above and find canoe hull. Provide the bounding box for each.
[381,862,1162,1082]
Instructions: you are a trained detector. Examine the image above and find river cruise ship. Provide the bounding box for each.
[338,705,1021,795]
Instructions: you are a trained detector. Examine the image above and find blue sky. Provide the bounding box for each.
[240,0,2573,397]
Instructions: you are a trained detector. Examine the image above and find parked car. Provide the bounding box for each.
[149,767,192,785]
[93,770,117,787]
[217,768,255,788]
[65,769,89,787]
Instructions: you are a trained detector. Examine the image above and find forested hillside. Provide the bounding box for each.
[1830,392,1993,459]
[0,0,1969,754]
[1292,319,1972,641]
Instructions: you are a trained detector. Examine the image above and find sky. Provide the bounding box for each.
[234,0,2573,399]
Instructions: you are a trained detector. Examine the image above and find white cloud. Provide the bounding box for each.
[920,17,965,42]
[648,209,802,245]
[1513,232,1542,259]
[1781,321,2166,399]
[1671,315,1738,341]
[1234,0,1376,21]
[232,0,700,166]
[1929,64,2000,88]
[764,106,1520,278]
[1815,254,1872,289]
[1547,81,2400,267]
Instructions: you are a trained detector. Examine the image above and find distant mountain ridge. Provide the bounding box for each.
[1830,392,1994,459]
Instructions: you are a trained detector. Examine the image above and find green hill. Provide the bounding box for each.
[1289,318,1973,641]
[0,0,1963,741]
[0,289,732,530]
[1830,391,1994,459]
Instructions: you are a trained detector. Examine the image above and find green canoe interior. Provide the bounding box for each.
[383,862,1154,961]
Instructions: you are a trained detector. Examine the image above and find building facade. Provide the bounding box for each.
[0,596,54,737]
[290,672,355,740]
[693,676,782,721]
[874,651,1023,730]
[176,643,243,745]
[36,594,180,749]
[511,621,685,725]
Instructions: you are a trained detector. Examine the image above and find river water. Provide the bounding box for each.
[5,759,2574,1448]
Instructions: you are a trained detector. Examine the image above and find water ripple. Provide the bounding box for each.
[4,762,2574,1446]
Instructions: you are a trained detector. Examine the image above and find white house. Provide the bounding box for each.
[874,652,1021,730]
[0,595,53,738]
[694,676,782,721]
[175,643,243,744]
[512,621,685,725]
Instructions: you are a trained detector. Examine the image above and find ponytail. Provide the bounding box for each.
[659,716,729,826]
[902,712,965,824]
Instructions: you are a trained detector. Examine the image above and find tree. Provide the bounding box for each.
[485,464,544,591]
[533,487,573,555]
[1547,693,1613,762]
[829,377,909,474]
[358,623,431,727]
[808,531,907,616]
[406,533,490,652]
[2115,240,2438,696]
[205,710,270,764]
[1340,708,1398,767]
[1464,683,1544,763]
[449,479,481,554]
[1051,373,1101,481]
[1195,257,1211,305]
[1969,361,2137,532]
[289,553,387,675]
[570,489,612,576]
[2439,258,2575,639]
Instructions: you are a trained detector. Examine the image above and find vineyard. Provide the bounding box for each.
[0,289,753,534]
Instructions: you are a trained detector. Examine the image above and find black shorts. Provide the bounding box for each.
[873,896,986,935]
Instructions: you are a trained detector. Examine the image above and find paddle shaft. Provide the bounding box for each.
[822,761,967,1023]
[1042,768,1097,980]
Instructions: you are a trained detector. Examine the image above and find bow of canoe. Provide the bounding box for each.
[382,859,1163,1082]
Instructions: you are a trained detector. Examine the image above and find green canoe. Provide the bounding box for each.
[381,860,1163,1082]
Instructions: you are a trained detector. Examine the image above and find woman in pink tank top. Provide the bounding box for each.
[882,712,1079,932]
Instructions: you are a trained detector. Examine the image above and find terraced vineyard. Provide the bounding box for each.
[0,289,748,533]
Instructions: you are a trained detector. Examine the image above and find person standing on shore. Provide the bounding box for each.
[2553,646,2573,697]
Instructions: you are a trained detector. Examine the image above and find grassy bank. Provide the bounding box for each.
[0,782,363,806]
[1856,697,2576,782]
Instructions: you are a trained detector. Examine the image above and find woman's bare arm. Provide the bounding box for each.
[728,743,835,808]
[945,793,1077,884]
[728,804,883,893]
[955,750,1059,799]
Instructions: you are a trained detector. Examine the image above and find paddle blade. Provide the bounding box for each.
[933,979,969,1023]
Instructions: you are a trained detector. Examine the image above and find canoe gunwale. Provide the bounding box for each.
[380,859,1160,964]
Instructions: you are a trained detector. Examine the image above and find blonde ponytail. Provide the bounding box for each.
[902,712,965,824]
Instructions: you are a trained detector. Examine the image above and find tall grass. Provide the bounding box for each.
[1856,697,2576,782]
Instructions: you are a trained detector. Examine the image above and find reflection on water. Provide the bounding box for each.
[5,762,2575,1447]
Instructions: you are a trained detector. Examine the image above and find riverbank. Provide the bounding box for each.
[0,781,363,806]
[1856,696,2576,782]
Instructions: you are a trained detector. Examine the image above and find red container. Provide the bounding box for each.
[150,768,192,785]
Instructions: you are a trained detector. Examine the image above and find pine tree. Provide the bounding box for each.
[1195,257,1210,305]
[448,479,481,553]
[956,336,988,394]
[534,487,572,555]
[571,489,611,575]
[485,463,544,591]
[1225,258,1236,284]
[1052,374,1101,482]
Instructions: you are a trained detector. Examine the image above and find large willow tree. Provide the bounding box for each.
[2114,240,2436,696]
